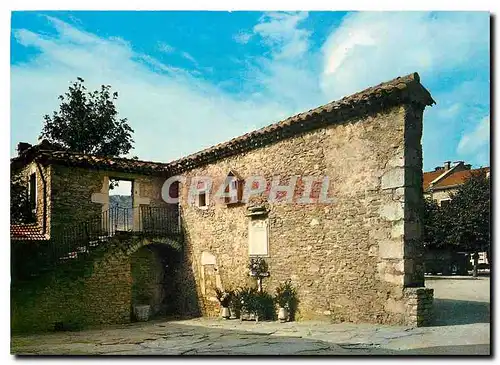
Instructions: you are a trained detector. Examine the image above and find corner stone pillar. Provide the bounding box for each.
[378,104,433,326]
[133,181,151,232]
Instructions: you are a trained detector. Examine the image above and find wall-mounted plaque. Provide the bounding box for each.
[248,218,269,256]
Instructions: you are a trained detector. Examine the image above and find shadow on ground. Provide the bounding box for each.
[432,299,490,326]
[11,320,491,356]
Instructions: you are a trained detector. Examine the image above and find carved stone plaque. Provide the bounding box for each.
[248,218,269,256]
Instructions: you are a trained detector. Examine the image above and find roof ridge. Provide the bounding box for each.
[12,72,435,176]
[165,72,435,173]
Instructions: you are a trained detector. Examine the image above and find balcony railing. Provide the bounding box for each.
[50,205,181,262]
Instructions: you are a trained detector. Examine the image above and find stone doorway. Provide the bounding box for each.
[130,243,181,320]
[109,179,133,231]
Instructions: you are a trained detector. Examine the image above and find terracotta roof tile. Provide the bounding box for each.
[11,148,170,176]
[12,73,435,176]
[424,167,490,191]
[433,167,490,189]
[165,72,435,173]
[423,170,445,190]
[11,224,48,241]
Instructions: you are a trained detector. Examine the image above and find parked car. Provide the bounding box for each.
[424,250,470,275]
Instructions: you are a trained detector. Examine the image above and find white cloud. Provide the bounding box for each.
[11,17,291,163]
[236,11,323,112]
[158,41,175,53]
[320,11,489,100]
[233,32,252,44]
[253,11,310,60]
[11,12,490,173]
[181,51,197,65]
[457,115,490,155]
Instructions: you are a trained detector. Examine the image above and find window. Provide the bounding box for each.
[197,191,208,208]
[440,199,451,208]
[224,170,243,205]
[28,173,36,212]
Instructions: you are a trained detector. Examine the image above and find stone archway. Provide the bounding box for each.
[130,240,182,319]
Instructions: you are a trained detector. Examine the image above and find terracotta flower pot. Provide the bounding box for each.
[278,307,288,322]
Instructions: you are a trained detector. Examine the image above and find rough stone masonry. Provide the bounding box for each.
[172,72,436,326]
[10,72,436,330]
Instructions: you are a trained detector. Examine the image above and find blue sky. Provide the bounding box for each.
[10,11,490,174]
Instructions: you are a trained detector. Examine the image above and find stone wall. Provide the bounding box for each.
[176,104,433,326]
[403,287,434,326]
[425,189,455,204]
[49,165,169,237]
[11,236,181,333]
[15,161,52,234]
[11,241,131,333]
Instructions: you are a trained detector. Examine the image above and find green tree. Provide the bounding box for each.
[40,77,134,157]
[448,170,490,276]
[423,197,453,250]
[423,169,490,277]
[10,172,35,224]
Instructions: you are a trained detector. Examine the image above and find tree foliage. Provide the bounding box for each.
[447,170,490,253]
[10,172,35,224]
[423,169,490,255]
[40,77,134,157]
[422,197,452,249]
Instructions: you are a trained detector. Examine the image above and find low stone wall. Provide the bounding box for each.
[11,245,131,333]
[403,287,434,327]
[11,236,182,334]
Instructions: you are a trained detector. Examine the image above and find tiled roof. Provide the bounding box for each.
[11,72,434,176]
[35,150,170,175]
[165,72,435,174]
[433,167,490,190]
[11,143,170,176]
[423,170,446,190]
[11,224,48,241]
[423,167,490,191]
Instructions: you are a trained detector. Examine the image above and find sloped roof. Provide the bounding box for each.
[433,167,490,190]
[423,170,444,190]
[166,72,435,174]
[35,150,170,175]
[11,224,48,241]
[11,142,170,176]
[423,167,490,191]
[11,72,435,176]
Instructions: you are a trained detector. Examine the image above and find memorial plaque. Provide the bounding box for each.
[248,219,269,256]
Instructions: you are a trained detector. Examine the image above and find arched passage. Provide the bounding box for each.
[130,242,182,319]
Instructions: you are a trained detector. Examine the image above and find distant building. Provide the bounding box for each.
[423,161,490,206]
[423,161,490,274]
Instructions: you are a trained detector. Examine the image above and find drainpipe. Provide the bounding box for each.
[35,161,47,235]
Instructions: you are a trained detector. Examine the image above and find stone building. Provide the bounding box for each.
[11,72,436,331]
[423,161,490,273]
[423,160,490,206]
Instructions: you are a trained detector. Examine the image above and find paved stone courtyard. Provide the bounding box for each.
[11,277,490,355]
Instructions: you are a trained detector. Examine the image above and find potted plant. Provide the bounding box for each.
[215,288,232,319]
[230,288,243,319]
[239,287,258,321]
[274,279,297,322]
[248,257,269,292]
[133,293,151,322]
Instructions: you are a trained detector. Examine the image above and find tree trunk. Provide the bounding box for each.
[472,251,479,278]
